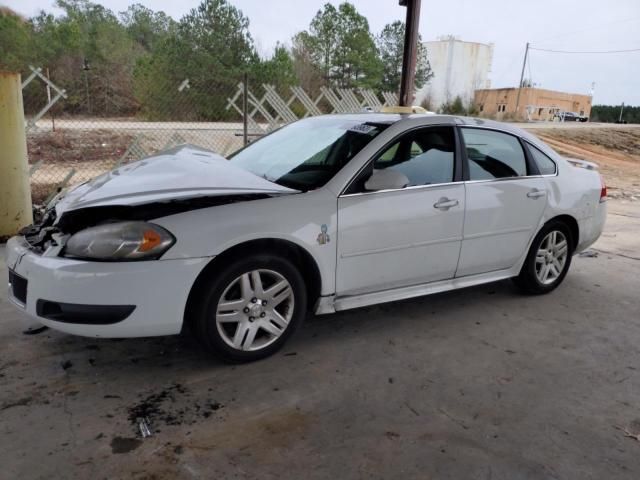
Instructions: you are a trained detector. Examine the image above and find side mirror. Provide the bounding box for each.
[364,169,409,191]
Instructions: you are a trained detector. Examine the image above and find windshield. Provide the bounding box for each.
[229,116,388,191]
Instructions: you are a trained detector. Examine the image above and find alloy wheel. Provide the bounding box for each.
[215,269,294,351]
[535,230,568,285]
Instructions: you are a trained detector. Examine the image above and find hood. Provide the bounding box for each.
[55,144,297,214]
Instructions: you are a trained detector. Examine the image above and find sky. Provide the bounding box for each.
[4,0,640,105]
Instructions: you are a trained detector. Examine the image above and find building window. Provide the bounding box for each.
[479,104,484,112]
[538,108,543,115]
[497,104,506,112]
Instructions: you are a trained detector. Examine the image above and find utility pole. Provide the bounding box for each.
[619,102,625,123]
[0,71,33,238]
[514,42,529,118]
[398,0,422,107]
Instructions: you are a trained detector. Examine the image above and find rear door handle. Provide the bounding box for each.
[527,189,546,199]
[434,198,459,210]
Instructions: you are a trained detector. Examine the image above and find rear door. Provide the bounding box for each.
[457,127,547,277]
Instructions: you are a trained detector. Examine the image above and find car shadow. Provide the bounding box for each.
[27,278,520,371]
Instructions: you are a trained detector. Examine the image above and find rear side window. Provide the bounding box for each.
[461,128,527,180]
[528,143,557,175]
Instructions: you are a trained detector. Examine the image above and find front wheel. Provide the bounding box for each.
[513,222,573,294]
[192,255,307,362]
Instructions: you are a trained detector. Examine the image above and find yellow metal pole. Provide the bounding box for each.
[0,71,33,239]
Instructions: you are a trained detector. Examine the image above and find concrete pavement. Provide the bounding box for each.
[1,201,639,479]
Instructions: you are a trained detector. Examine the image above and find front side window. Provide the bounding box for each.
[528,143,557,175]
[461,128,527,180]
[372,127,456,187]
[230,117,387,191]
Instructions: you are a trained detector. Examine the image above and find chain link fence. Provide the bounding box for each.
[22,66,398,204]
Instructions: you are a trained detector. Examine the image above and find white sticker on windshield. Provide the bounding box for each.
[347,123,377,135]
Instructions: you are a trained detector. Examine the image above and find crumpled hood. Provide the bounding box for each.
[55,145,297,214]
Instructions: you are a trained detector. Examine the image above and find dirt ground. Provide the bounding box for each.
[26,127,244,203]
[526,127,640,200]
[27,130,133,203]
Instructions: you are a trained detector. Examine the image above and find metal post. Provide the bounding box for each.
[619,102,625,123]
[0,71,33,238]
[243,72,249,146]
[514,42,529,118]
[46,68,55,131]
[398,0,422,107]
[83,58,91,115]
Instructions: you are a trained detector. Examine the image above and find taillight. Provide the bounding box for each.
[599,174,607,202]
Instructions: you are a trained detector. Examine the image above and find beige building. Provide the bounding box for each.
[474,87,592,121]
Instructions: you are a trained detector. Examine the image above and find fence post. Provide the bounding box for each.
[243,72,249,147]
[0,71,33,239]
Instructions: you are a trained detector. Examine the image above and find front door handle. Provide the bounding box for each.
[434,197,459,210]
[527,188,546,199]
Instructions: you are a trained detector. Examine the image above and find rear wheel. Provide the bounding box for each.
[513,221,573,294]
[192,255,307,362]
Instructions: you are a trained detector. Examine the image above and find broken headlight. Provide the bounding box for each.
[64,222,175,261]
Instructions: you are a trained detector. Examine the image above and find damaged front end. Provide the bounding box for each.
[20,194,274,256]
[18,144,299,256]
[20,207,60,255]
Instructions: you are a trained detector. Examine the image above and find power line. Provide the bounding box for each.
[531,16,640,44]
[530,46,640,54]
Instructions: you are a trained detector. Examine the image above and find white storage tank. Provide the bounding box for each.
[416,36,494,111]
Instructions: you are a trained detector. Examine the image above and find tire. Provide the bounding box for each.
[192,254,307,362]
[513,221,574,295]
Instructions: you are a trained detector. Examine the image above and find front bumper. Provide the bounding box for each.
[5,236,212,338]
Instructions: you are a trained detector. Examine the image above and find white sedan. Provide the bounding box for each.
[6,114,607,362]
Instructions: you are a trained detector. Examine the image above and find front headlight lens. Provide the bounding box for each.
[64,222,175,261]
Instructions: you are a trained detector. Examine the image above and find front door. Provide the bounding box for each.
[456,127,548,277]
[336,126,465,296]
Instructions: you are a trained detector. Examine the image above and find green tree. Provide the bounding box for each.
[252,43,297,91]
[591,105,640,123]
[119,4,176,52]
[441,95,466,114]
[295,2,381,88]
[134,0,257,120]
[0,8,34,71]
[332,2,381,88]
[291,32,325,94]
[26,0,140,115]
[376,20,432,93]
[30,11,82,67]
[304,4,339,84]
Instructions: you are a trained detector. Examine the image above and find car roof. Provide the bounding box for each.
[311,113,541,147]
[318,112,515,130]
